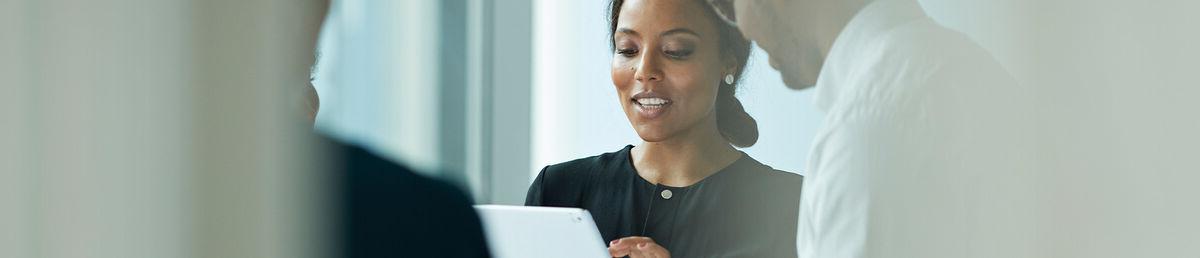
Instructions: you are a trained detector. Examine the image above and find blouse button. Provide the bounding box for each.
[660,189,673,200]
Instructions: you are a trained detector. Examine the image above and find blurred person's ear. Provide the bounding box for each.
[302,81,320,125]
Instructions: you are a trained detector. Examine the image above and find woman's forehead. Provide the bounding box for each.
[616,0,714,39]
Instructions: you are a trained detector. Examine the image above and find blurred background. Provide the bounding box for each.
[4,0,1199,257]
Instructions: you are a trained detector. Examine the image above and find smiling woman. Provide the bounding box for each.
[609,0,757,149]
[524,0,803,257]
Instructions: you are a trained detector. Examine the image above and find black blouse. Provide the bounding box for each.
[525,145,803,258]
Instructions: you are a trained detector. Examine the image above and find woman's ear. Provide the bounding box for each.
[720,54,739,77]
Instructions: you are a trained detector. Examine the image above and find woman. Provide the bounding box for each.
[525,0,802,257]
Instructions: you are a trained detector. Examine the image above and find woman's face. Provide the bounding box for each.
[612,0,729,143]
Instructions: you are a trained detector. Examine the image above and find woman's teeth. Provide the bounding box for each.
[636,97,669,107]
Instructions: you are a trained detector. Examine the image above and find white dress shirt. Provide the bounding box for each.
[798,0,1037,257]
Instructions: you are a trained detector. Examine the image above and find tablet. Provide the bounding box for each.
[474,205,608,258]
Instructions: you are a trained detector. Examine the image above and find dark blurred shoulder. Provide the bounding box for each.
[319,136,490,258]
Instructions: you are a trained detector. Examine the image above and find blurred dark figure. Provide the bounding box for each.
[329,140,490,258]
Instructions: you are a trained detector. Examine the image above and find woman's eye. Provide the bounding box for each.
[616,48,639,57]
[664,48,693,59]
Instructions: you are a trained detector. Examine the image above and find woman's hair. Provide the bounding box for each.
[608,0,758,147]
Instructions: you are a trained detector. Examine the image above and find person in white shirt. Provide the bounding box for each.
[714,0,1038,257]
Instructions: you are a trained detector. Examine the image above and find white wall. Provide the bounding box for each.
[532,0,820,179]
[314,0,443,173]
[314,0,536,204]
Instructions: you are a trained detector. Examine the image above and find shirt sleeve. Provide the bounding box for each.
[800,37,1036,258]
[524,166,549,206]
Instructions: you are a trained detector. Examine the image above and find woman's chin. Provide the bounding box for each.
[633,127,673,143]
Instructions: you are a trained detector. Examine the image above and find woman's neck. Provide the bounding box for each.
[631,117,742,187]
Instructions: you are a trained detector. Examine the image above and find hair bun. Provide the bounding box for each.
[717,87,759,148]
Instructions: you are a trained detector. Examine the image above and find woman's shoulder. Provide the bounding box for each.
[735,155,804,191]
[526,145,633,206]
[539,145,633,180]
[723,155,804,217]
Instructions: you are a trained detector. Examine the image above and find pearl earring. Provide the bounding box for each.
[724,74,734,84]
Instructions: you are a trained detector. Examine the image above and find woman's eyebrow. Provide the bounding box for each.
[661,28,701,38]
[616,28,639,36]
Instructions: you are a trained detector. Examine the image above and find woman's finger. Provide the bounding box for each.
[609,245,629,257]
[630,243,651,258]
[610,237,649,257]
[609,239,632,257]
[611,237,650,248]
[629,241,670,258]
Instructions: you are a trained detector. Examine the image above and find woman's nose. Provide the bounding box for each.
[634,53,663,82]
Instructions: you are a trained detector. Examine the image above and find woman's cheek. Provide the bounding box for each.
[611,61,634,90]
[611,67,631,114]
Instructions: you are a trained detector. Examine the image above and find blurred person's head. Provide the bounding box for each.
[608,0,758,148]
[300,0,330,125]
[729,0,870,89]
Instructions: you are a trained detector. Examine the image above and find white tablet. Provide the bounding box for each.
[474,205,609,258]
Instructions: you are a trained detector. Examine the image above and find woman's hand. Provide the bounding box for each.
[608,236,670,258]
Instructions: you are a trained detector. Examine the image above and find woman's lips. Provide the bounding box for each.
[632,93,672,119]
